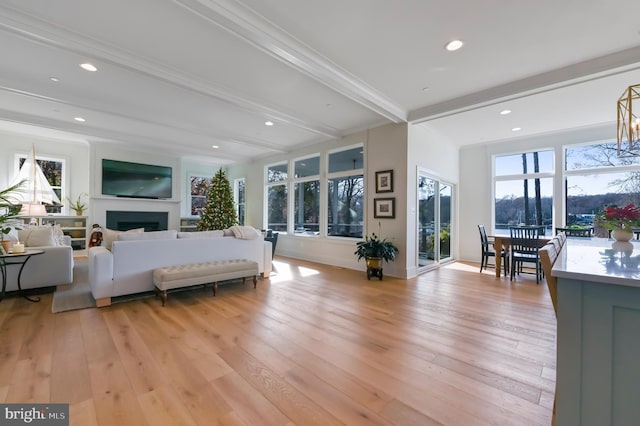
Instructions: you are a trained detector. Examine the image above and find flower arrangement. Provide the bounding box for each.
[602,204,640,231]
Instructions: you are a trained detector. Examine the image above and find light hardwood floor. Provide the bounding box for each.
[0,258,556,425]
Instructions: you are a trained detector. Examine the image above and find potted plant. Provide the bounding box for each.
[354,232,399,280]
[600,204,640,241]
[66,192,88,216]
[0,181,25,251]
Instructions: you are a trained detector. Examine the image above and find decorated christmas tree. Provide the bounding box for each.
[197,168,238,230]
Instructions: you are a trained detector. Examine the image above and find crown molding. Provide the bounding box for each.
[174,0,407,123]
[0,4,341,139]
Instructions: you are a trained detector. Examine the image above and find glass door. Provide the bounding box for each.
[418,176,436,268]
[418,171,454,270]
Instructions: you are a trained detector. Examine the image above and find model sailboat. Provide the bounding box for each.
[9,146,61,216]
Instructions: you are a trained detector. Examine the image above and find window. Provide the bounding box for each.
[266,163,288,232]
[293,156,320,235]
[234,178,245,226]
[494,150,554,234]
[327,146,364,238]
[565,142,640,235]
[189,176,209,216]
[17,154,64,214]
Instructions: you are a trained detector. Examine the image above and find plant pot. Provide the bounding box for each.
[1,240,12,253]
[75,210,83,216]
[365,257,383,270]
[612,229,634,242]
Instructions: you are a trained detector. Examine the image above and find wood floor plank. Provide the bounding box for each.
[50,310,92,404]
[212,372,290,426]
[0,257,556,425]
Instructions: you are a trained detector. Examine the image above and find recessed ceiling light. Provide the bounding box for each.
[265,121,274,126]
[445,39,464,51]
[80,63,97,72]
[325,103,333,108]
[50,77,60,82]
[74,117,85,122]
[500,109,511,115]
[511,127,521,132]
[212,145,219,149]
[422,86,430,92]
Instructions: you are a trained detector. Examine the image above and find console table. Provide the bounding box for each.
[0,249,45,302]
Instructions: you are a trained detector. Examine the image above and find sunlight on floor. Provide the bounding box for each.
[443,262,481,272]
[269,260,320,283]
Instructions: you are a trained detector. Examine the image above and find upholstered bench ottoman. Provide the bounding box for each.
[152,259,259,306]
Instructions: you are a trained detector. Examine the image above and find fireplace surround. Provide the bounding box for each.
[106,210,168,231]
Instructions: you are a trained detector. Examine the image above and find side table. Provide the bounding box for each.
[0,249,45,303]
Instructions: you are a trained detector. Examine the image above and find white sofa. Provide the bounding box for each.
[88,229,272,306]
[3,236,74,292]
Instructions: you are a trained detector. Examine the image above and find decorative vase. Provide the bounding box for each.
[612,229,634,242]
[1,240,11,253]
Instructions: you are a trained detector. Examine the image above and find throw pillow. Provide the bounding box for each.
[229,225,260,240]
[18,227,57,247]
[103,227,144,251]
[52,224,66,246]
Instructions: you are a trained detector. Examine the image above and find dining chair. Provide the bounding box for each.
[555,227,592,238]
[539,242,559,426]
[509,225,544,283]
[478,224,508,276]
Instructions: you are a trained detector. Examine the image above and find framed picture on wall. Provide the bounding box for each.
[375,170,393,193]
[374,198,395,218]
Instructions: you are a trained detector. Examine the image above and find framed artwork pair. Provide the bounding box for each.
[374,170,395,218]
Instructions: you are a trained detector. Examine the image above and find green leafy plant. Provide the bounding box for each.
[0,181,25,242]
[66,192,88,213]
[354,232,399,263]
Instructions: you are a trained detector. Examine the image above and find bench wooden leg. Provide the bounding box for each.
[212,282,218,296]
[253,275,257,288]
[154,287,168,306]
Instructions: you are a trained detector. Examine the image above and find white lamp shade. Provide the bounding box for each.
[19,203,47,217]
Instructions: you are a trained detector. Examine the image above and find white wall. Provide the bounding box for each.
[0,131,89,210]
[458,123,615,263]
[406,124,460,276]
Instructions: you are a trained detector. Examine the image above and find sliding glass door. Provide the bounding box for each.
[418,171,453,270]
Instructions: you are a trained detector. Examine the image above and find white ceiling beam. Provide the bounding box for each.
[175,0,407,123]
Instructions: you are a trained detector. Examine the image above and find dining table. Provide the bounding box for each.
[490,234,552,278]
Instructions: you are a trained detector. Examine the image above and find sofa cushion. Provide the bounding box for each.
[177,230,224,239]
[229,225,260,240]
[103,227,144,250]
[118,230,178,242]
[18,226,57,247]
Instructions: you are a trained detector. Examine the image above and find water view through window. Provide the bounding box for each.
[494,143,640,236]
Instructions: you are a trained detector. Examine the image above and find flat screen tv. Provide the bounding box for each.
[102,159,172,199]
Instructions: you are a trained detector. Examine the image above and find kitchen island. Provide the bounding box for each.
[552,238,640,426]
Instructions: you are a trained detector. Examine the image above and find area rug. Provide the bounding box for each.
[51,258,96,313]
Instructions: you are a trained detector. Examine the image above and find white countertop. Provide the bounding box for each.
[552,238,640,288]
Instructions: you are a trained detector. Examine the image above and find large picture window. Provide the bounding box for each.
[266,163,288,232]
[294,156,320,235]
[565,142,640,236]
[327,146,364,238]
[234,178,245,226]
[189,176,209,216]
[494,150,554,234]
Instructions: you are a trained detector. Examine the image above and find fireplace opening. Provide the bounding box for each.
[106,211,168,231]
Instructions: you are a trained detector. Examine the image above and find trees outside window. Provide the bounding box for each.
[565,142,640,235]
[234,178,245,226]
[294,156,320,235]
[190,176,209,216]
[18,154,64,214]
[266,163,288,232]
[494,150,554,234]
[327,146,364,238]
